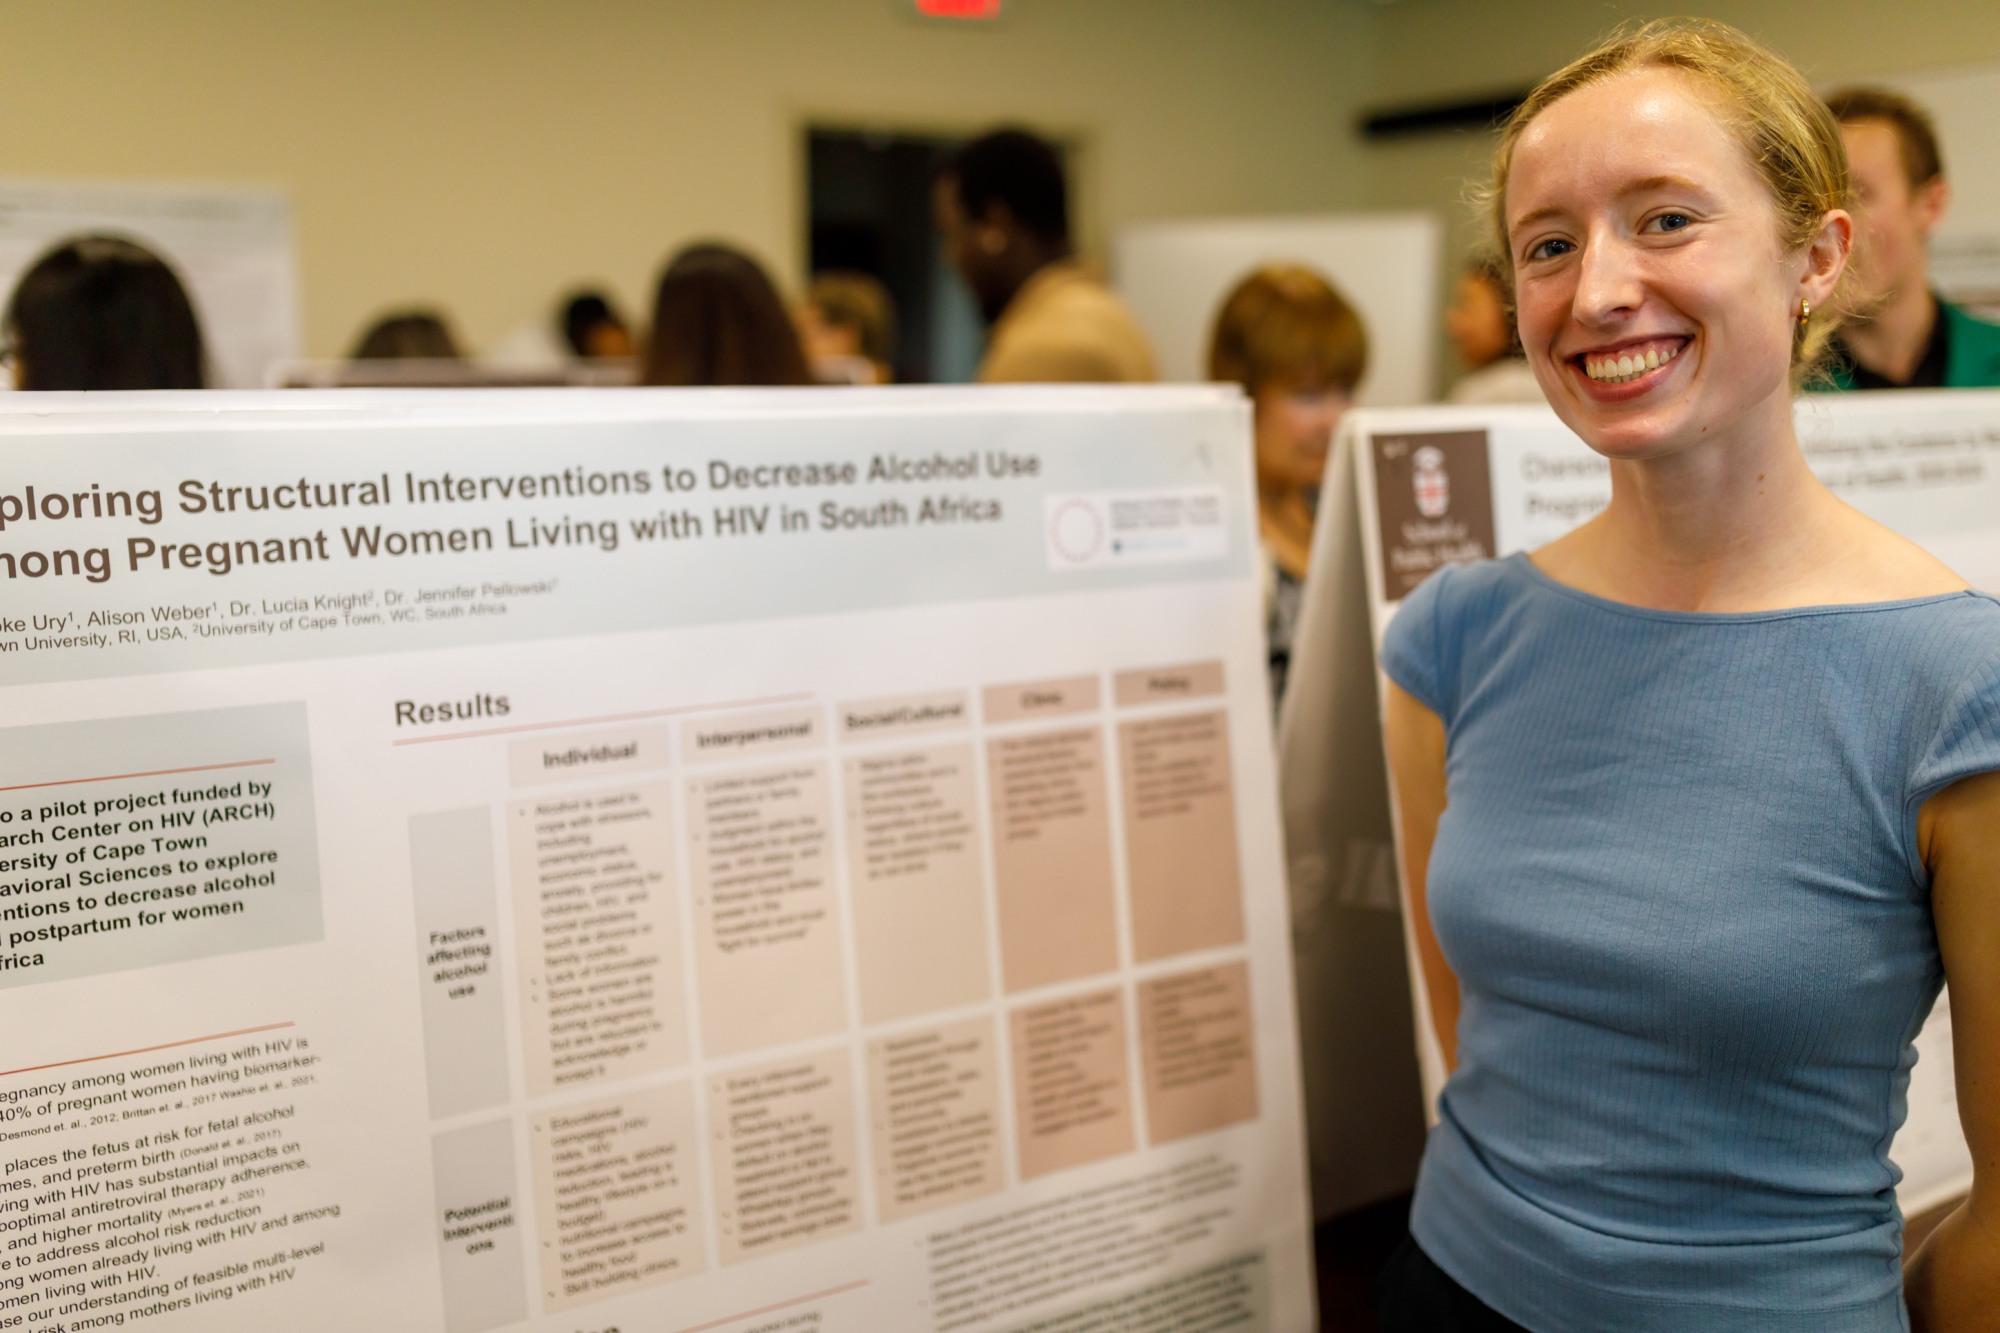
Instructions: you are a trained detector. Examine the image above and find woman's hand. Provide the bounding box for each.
[1907,769,2000,1329]
[1384,680,1460,1072]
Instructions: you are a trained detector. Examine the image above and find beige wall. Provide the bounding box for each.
[1361,0,2000,388]
[0,0,1374,359]
[1370,0,2000,107]
[9,2,1996,375]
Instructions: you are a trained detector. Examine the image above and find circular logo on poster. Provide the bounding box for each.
[1413,445,1450,518]
[1049,498,1106,564]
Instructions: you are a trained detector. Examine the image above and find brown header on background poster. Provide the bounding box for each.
[1372,430,1496,599]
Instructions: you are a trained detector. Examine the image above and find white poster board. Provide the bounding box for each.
[1112,214,1442,406]
[0,386,1317,1332]
[0,179,301,389]
[1304,391,1993,1219]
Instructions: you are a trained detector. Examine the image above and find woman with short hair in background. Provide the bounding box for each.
[642,243,812,387]
[4,234,205,390]
[1207,263,1367,705]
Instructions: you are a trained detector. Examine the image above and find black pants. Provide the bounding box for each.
[1376,1235,1529,1332]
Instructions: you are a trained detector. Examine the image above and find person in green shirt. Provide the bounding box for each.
[1819,86,2000,390]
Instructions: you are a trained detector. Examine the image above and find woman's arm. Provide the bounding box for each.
[1906,769,2000,1331]
[1383,679,1460,1071]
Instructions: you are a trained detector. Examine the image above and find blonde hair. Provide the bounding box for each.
[1485,18,1849,380]
[1207,263,1368,394]
[807,270,896,365]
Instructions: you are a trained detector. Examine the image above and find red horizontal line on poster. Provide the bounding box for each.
[1,1022,297,1078]
[671,1280,871,1333]
[0,758,275,795]
[390,692,814,746]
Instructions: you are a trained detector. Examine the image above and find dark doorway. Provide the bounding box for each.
[806,127,984,384]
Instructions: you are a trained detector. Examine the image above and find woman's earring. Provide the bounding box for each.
[1798,298,1812,328]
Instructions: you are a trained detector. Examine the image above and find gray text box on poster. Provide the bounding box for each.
[409,807,511,1118]
[432,1118,530,1333]
[0,703,321,989]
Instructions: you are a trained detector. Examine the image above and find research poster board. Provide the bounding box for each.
[1111,214,1442,406]
[1317,391,1997,1217]
[0,179,301,390]
[0,387,1316,1332]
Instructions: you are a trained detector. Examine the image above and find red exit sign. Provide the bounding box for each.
[912,0,1004,19]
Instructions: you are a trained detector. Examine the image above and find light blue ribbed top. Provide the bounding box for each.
[1382,553,2000,1333]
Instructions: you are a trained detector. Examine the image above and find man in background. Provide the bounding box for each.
[1823,87,2000,389]
[935,128,1155,384]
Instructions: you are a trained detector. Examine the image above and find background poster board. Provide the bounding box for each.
[0,386,1315,1331]
[1112,213,1442,406]
[1306,391,1995,1218]
[0,178,301,389]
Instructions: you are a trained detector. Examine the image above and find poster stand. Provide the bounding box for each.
[1275,429,1427,1219]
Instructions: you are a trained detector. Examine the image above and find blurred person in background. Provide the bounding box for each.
[1821,86,2000,389]
[642,243,811,387]
[3,234,204,390]
[799,270,895,384]
[485,288,634,372]
[936,128,1155,383]
[350,309,464,361]
[562,290,634,360]
[1443,253,1542,404]
[1207,263,1367,705]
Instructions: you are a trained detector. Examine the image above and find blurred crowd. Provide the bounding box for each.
[3,93,1996,709]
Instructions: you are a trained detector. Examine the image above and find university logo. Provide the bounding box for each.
[1412,445,1449,518]
[1371,430,1495,599]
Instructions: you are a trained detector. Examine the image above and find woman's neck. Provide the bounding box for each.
[1259,483,1315,580]
[1545,405,1853,612]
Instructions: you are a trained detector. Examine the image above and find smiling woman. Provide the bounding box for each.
[1490,29,1851,400]
[1374,18,2000,1333]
